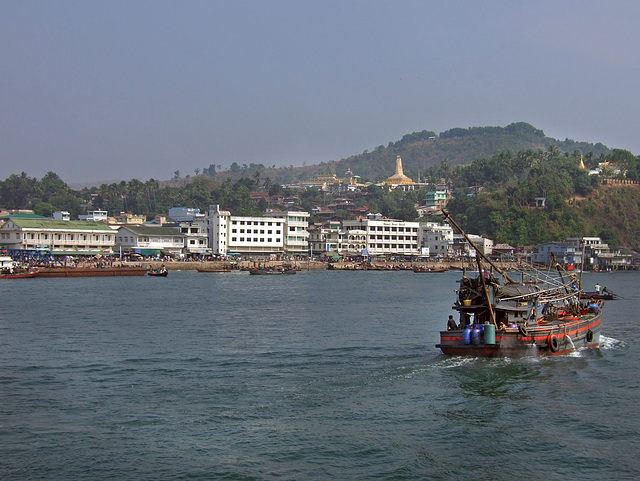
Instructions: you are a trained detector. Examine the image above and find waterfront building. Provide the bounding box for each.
[419,222,453,257]
[268,209,310,255]
[115,225,184,257]
[207,205,285,256]
[532,242,581,266]
[342,214,420,257]
[0,217,116,255]
[308,220,342,254]
[178,220,210,255]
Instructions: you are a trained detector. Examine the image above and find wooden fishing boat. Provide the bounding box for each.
[436,211,602,357]
[197,267,231,273]
[0,270,40,279]
[36,267,147,277]
[579,289,619,300]
[413,266,447,273]
[148,269,168,277]
[248,267,296,275]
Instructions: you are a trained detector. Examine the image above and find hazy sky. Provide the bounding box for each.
[2,1,639,185]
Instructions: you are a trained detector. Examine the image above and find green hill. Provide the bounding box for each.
[259,122,611,184]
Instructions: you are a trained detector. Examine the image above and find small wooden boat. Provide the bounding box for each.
[413,267,447,273]
[148,269,168,277]
[197,267,231,273]
[248,267,296,275]
[0,270,40,279]
[580,290,619,300]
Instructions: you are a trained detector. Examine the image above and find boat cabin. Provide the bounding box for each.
[0,255,16,273]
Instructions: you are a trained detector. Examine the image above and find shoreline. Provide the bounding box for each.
[141,259,524,272]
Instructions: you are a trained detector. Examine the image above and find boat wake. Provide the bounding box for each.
[599,334,626,350]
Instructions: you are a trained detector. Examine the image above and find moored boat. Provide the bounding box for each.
[34,267,148,277]
[436,211,602,357]
[0,270,40,279]
[413,266,447,273]
[248,267,297,275]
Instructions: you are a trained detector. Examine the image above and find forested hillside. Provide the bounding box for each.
[2,122,639,250]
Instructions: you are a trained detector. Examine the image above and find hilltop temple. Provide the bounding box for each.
[384,155,415,190]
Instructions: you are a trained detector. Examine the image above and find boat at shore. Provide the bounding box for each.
[249,267,296,275]
[36,267,148,277]
[436,211,602,357]
[413,266,447,273]
[0,270,40,279]
[197,267,232,273]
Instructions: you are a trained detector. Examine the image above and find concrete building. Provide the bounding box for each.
[342,214,420,257]
[207,205,286,256]
[115,225,184,257]
[0,217,116,255]
[268,209,310,254]
[78,210,108,222]
[419,222,453,257]
[532,242,582,265]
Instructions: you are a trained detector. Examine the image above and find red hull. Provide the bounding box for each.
[437,314,602,357]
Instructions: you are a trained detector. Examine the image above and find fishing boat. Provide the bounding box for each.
[579,285,620,300]
[148,268,168,277]
[248,267,297,275]
[0,269,40,279]
[413,266,447,273]
[197,267,231,273]
[436,211,602,357]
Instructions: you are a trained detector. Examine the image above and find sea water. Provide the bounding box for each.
[1,270,638,480]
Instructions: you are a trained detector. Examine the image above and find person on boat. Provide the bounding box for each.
[594,283,601,294]
[446,315,458,330]
[587,298,600,314]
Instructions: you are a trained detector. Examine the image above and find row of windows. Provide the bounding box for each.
[346,226,418,232]
[369,244,419,250]
[231,220,281,226]
[12,232,114,242]
[231,238,279,243]
[232,229,280,235]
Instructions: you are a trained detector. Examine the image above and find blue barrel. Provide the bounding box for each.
[484,323,496,345]
[471,327,482,345]
[463,327,472,345]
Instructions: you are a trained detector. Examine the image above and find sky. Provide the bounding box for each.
[2,0,639,186]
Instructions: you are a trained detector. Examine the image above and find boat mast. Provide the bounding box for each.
[475,254,497,327]
[442,210,516,284]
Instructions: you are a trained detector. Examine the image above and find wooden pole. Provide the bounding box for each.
[442,210,516,284]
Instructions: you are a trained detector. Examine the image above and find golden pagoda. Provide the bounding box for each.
[384,155,413,185]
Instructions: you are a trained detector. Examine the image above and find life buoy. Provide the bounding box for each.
[586,330,594,343]
[548,335,560,352]
[519,325,529,337]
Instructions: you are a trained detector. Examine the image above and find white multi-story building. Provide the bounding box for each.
[419,222,453,257]
[207,205,287,256]
[115,225,185,257]
[178,220,209,255]
[342,214,420,257]
[0,217,116,255]
[268,209,310,254]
